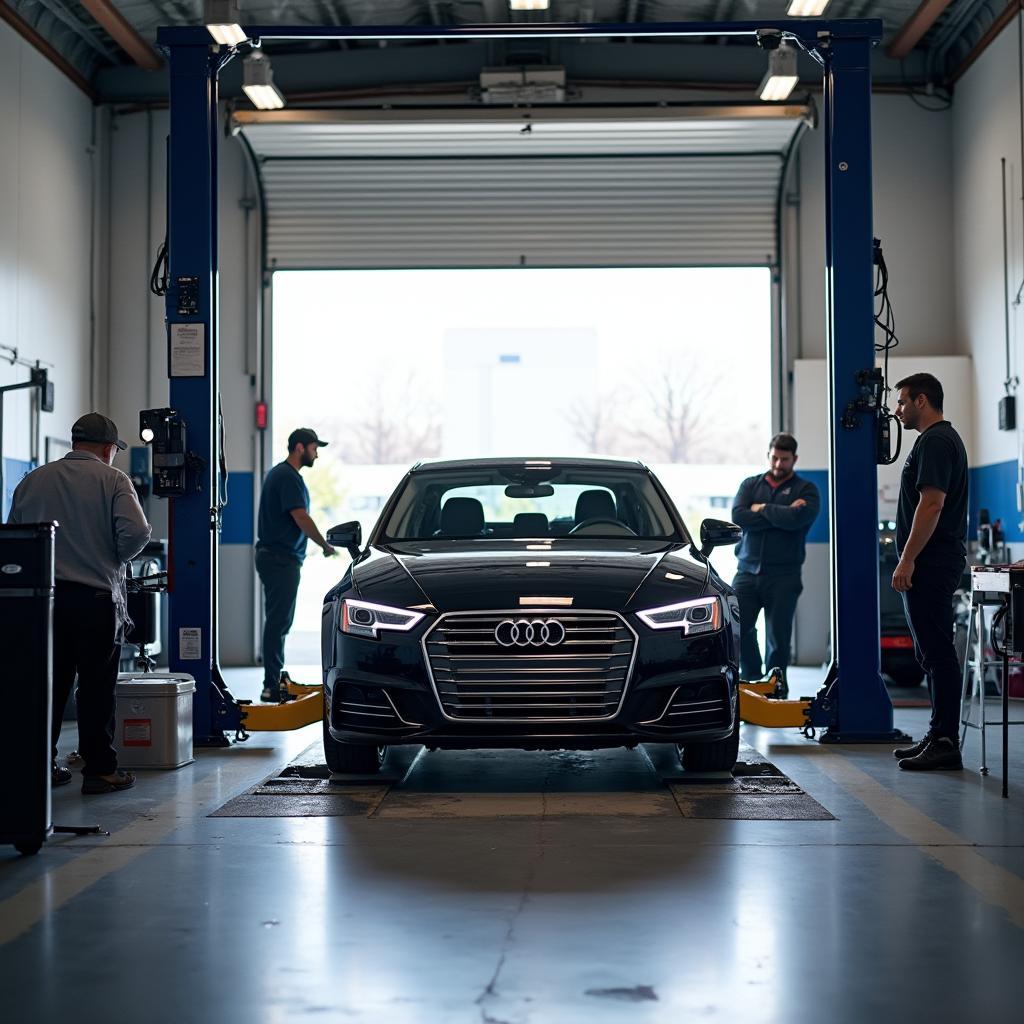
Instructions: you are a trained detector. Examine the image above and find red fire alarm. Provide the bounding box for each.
[255,400,268,430]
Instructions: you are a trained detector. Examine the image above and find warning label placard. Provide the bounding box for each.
[178,627,202,661]
[123,719,152,747]
[169,323,205,378]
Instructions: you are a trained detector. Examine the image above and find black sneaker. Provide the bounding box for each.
[893,736,930,759]
[899,736,963,771]
[260,685,282,703]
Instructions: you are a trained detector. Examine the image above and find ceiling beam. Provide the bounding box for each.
[0,1,96,98]
[886,0,954,58]
[78,0,161,70]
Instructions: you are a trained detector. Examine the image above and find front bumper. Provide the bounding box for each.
[323,609,738,749]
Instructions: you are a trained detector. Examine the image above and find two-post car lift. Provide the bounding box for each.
[154,16,906,747]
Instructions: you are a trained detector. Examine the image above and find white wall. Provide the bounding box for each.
[952,17,1024,483]
[792,355,974,665]
[105,108,260,665]
[0,22,95,506]
[795,93,956,364]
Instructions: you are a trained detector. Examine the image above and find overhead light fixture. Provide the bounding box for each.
[243,52,285,110]
[509,1,550,10]
[759,43,799,101]
[205,0,246,46]
[786,1,831,15]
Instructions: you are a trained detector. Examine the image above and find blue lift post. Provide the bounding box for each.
[157,18,901,745]
[804,31,908,743]
[165,41,243,744]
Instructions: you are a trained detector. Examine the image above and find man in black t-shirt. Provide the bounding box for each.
[890,373,968,771]
[255,428,337,703]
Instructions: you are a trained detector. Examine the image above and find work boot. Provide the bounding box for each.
[893,736,930,759]
[899,736,963,771]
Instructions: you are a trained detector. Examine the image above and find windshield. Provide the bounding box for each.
[379,465,685,542]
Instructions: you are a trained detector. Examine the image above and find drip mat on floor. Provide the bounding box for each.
[210,741,834,821]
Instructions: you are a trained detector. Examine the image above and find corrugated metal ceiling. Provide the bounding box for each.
[0,0,1007,87]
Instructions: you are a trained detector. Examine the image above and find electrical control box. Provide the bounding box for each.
[999,395,1016,432]
[29,368,54,413]
[175,276,200,317]
[140,408,187,498]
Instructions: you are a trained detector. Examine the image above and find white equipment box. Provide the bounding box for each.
[114,673,195,769]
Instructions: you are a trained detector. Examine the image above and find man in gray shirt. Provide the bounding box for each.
[9,413,151,794]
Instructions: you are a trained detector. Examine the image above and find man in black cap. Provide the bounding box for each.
[255,428,337,703]
[8,412,152,794]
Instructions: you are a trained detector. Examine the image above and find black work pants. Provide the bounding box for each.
[733,570,803,680]
[52,582,121,777]
[901,561,964,741]
[256,547,302,689]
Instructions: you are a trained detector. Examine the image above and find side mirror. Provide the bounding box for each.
[327,521,362,558]
[699,518,742,557]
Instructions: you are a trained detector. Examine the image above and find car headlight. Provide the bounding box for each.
[341,598,425,639]
[636,596,722,636]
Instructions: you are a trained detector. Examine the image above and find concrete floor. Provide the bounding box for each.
[1,666,1022,1024]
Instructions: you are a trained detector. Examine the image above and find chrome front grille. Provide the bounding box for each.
[423,611,636,722]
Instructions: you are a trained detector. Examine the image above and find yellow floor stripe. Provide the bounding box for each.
[0,770,249,947]
[815,754,1024,929]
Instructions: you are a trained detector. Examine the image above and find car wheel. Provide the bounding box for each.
[14,841,42,856]
[323,718,386,774]
[677,712,740,773]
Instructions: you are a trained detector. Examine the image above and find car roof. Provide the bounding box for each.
[409,456,649,474]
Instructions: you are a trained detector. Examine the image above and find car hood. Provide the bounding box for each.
[352,540,709,613]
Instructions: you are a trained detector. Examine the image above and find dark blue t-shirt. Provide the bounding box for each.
[257,461,310,562]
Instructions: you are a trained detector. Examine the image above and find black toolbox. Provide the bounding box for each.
[0,523,55,855]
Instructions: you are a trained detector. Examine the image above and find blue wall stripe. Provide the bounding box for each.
[797,469,830,544]
[220,471,254,545]
[969,460,1023,542]
[2,458,37,521]
[786,459,1023,547]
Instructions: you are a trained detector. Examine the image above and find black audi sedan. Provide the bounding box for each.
[321,457,743,774]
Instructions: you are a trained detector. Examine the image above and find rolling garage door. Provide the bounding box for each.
[236,105,812,270]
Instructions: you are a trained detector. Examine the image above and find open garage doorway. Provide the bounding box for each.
[271,266,772,668]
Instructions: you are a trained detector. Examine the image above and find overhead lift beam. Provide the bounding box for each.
[156,18,901,746]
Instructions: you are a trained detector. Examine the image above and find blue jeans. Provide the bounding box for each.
[732,570,803,680]
[256,547,302,690]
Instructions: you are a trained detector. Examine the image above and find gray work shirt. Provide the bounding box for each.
[7,451,152,632]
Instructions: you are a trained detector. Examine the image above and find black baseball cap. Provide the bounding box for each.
[72,413,127,451]
[288,428,329,450]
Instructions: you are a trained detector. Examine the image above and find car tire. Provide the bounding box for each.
[678,712,740,773]
[322,718,386,774]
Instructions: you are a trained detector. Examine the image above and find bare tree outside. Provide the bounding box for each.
[329,374,442,465]
[565,392,626,454]
[627,357,722,463]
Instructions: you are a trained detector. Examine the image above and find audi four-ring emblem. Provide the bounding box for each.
[494,618,567,647]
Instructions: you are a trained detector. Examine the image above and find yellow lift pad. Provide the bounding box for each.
[737,670,811,729]
[241,689,322,731]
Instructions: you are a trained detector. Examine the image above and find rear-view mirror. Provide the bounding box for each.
[505,483,555,499]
